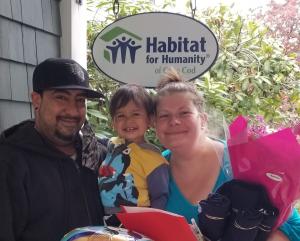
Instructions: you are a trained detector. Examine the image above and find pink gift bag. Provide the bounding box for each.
[228,115,300,228]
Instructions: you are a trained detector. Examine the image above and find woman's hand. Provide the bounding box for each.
[267,230,289,241]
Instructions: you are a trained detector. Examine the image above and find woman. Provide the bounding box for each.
[154,68,300,241]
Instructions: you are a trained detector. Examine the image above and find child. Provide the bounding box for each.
[98,84,169,219]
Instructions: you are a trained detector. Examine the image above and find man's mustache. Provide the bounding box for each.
[57,116,81,122]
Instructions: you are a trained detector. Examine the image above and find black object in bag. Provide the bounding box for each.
[222,209,263,241]
[198,193,231,241]
[215,179,279,241]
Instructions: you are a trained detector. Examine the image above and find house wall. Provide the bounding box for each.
[0,0,87,132]
[0,0,61,131]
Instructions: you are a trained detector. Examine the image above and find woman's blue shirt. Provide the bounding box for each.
[163,146,300,241]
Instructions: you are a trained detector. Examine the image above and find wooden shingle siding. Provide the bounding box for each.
[8,20,24,62]
[0,60,12,100]
[10,62,29,102]
[0,60,30,102]
[51,0,61,35]
[0,19,11,60]
[42,0,53,32]
[22,25,37,65]
[11,0,22,22]
[0,0,12,19]
[26,65,34,94]
[0,100,32,131]
[36,30,60,63]
[0,0,61,132]
[21,0,44,30]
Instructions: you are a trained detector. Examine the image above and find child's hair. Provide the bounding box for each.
[109,84,154,118]
[155,67,205,113]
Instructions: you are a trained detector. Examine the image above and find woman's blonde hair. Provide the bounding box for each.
[155,67,205,113]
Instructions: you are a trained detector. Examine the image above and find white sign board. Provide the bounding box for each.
[92,12,219,88]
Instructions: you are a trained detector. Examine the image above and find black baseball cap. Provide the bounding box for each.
[33,58,104,99]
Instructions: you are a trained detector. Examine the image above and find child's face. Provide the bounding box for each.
[112,100,150,143]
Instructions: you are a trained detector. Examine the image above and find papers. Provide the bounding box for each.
[116,206,198,241]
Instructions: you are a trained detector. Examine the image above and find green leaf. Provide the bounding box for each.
[241,80,249,91]
[259,76,272,85]
[263,60,272,73]
[87,109,108,120]
[235,93,244,101]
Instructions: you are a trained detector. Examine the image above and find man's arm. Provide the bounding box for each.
[0,151,30,241]
[0,159,15,241]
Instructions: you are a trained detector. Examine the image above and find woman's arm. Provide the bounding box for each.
[276,208,300,241]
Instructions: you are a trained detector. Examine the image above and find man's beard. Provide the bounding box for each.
[54,116,82,143]
[54,129,77,143]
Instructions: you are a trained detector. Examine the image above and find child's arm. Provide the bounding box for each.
[147,163,169,209]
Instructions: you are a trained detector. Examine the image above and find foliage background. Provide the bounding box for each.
[86,0,300,211]
[86,0,299,142]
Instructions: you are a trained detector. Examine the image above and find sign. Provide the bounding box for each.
[92,12,219,88]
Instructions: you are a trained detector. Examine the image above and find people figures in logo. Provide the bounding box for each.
[106,36,141,64]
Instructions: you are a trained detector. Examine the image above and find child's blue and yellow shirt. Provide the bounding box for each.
[98,137,169,214]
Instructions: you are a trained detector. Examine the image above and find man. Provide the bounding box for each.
[0,58,105,241]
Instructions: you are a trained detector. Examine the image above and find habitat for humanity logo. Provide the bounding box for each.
[100,26,142,64]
